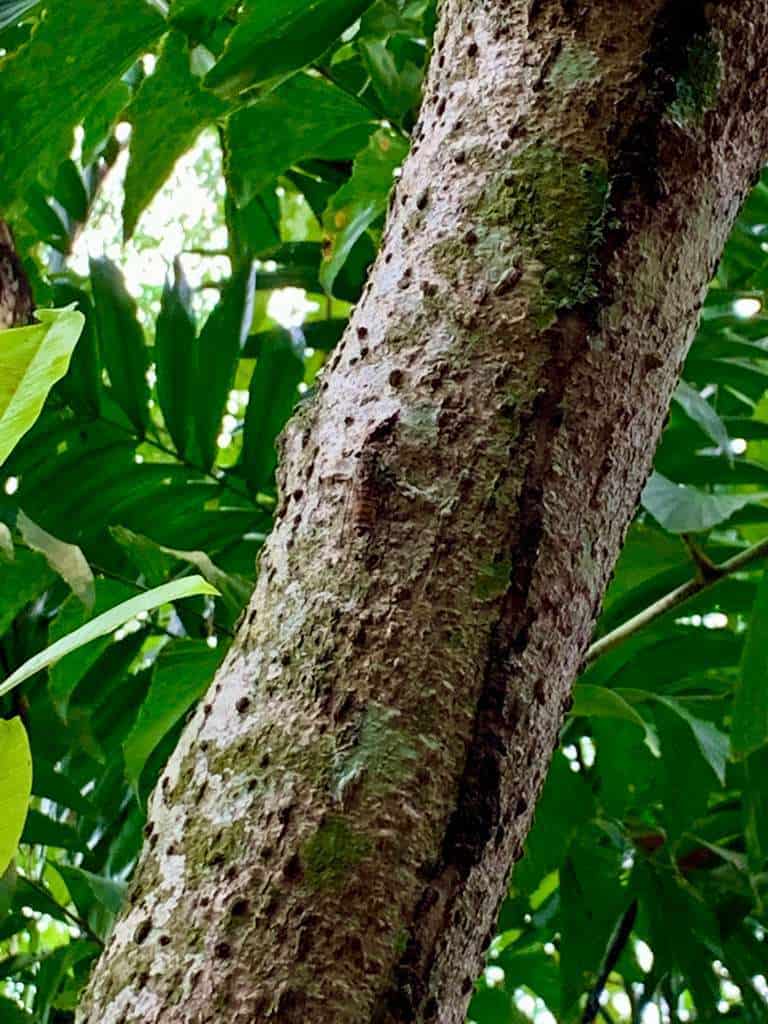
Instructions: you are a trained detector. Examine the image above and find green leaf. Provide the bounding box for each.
[205,0,376,98]
[194,265,255,468]
[155,260,197,457]
[732,568,768,758]
[123,30,228,239]
[0,548,55,635]
[655,695,729,786]
[641,471,767,533]
[673,380,732,458]
[55,864,125,916]
[359,37,423,119]
[17,510,94,608]
[241,333,304,493]
[0,306,85,465]
[226,73,372,208]
[81,78,132,165]
[571,683,660,756]
[320,127,407,294]
[0,718,32,876]
[0,1,38,33]
[0,576,219,699]
[0,523,13,561]
[0,0,164,212]
[123,640,223,790]
[52,281,102,417]
[90,257,150,433]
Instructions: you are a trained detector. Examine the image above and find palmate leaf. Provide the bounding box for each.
[0,718,32,876]
[0,306,84,466]
[0,576,219,699]
[205,0,377,98]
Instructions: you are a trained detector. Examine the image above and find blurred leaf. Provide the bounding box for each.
[0,576,219,699]
[320,127,406,294]
[641,471,766,532]
[0,306,85,466]
[90,257,150,434]
[732,568,768,759]
[123,30,228,239]
[205,0,376,97]
[17,510,94,608]
[0,718,31,875]
[123,640,223,791]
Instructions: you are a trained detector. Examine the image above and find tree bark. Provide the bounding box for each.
[79,2,768,1022]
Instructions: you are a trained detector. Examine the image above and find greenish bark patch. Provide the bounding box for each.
[668,33,722,126]
[479,146,610,321]
[333,703,419,801]
[475,560,512,602]
[547,42,600,89]
[301,816,371,889]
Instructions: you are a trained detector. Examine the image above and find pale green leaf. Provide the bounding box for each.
[0,306,84,466]
[673,381,732,459]
[0,576,219,699]
[0,718,32,876]
[641,471,767,533]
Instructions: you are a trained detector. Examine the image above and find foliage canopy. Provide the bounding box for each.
[0,2,768,1022]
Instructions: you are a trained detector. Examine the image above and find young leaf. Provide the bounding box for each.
[320,127,407,295]
[90,258,150,434]
[0,576,219,699]
[17,510,95,609]
[0,306,84,465]
[0,718,32,876]
[732,568,768,759]
[641,471,767,533]
[205,0,376,98]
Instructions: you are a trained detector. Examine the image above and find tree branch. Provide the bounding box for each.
[584,535,768,665]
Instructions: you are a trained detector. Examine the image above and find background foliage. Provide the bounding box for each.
[0,2,768,1022]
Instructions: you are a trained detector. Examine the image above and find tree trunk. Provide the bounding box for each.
[79,2,768,1022]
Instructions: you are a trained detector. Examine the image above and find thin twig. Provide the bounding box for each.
[582,900,638,1024]
[585,535,768,665]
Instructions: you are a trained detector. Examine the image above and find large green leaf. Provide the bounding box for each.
[226,73,372,208]
[123,30,228,239]
[0,718,32,876]
[205,0,376,97]
[0,306,84,465]
[732,568,768,759]
[320,127,407,294]
[240,333,304,494]
[123,640,223,790]
[194,265,255,468]
[571,683,659,755]
[90,258,150,434]
[0,577,219,699]
[0,0,164,211]
[641,471,767,532]
[155,261,197,458]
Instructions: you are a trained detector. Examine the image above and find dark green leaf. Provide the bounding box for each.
[155,260,197,457]
[732,568,768,759]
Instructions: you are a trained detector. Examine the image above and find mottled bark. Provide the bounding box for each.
[80,2,768,1022]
